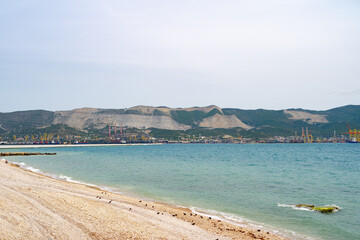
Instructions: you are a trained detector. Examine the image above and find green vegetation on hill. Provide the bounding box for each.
[152,109,168,116]
[0,110,54,132]
[124,109,143,115]
[223,108,293,127]
[170,108,222,126]
[323,105,360,123]
[97,109,126,114]
[4,124,86,138]
[25,124,87,137]
[222,106,360,138]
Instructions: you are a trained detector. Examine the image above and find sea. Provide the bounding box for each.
[2,143,359,240]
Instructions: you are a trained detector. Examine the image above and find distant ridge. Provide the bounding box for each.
[1,105,359,138]
[52,105,245,130]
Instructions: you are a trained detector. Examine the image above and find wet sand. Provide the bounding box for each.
[0,159,288,240]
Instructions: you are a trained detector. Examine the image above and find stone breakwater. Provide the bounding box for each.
[0,152,56,156]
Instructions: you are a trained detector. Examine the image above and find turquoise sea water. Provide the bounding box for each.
[2,144,359,240]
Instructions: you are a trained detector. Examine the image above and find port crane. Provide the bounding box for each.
[343,123,360,143]
[108,122,126,143]
[301,127,313,143]
[307,129,313,143]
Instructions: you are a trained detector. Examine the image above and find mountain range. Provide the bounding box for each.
[0,105,359,139]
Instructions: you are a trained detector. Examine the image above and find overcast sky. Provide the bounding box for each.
[1,0,359,112]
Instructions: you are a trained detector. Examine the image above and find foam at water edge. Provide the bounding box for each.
[26,166,42,173]
[277,203,314,212]
[11,161,37,171]
[190,206,319,240]
[16,162,26,167]
[99,186,123,193]
[10,160,96,187]
[58,174,83,184]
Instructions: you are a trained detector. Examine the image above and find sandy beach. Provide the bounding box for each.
[0,159,288,240]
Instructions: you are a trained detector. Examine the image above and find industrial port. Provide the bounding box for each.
[0,123,358,145]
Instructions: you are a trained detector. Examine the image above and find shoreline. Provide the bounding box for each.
[0,158,289,240]
[0,142,351,150]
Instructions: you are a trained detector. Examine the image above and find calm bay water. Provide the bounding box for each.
[3,144,360,240]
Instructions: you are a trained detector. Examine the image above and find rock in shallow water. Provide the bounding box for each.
[313,206,339,213]
[295,204,339,213]
[295,204,314,208]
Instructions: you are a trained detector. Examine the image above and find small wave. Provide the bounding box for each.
[54,174,97,187]
[277,203,314,212]
[17,162,26,167]
[101,186,123,193]
[11,161,40,173]
[190,207,251,228]
[26,166,42,173]
[58,174,81,184]
[10,161,27,168]
[190,206,317,240]
[10,161,91,186]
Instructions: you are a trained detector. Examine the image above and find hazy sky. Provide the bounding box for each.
[1,0,359,112]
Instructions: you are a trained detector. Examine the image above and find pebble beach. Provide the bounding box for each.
[0,159,287,240]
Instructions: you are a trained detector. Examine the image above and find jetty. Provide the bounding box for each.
[0,152,56,156]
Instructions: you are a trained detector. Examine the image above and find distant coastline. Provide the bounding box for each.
[0,140,355,150]
[1,105,359,144]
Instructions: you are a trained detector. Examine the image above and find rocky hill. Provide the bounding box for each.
[0,105,359,138]
[50,105,252,131]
